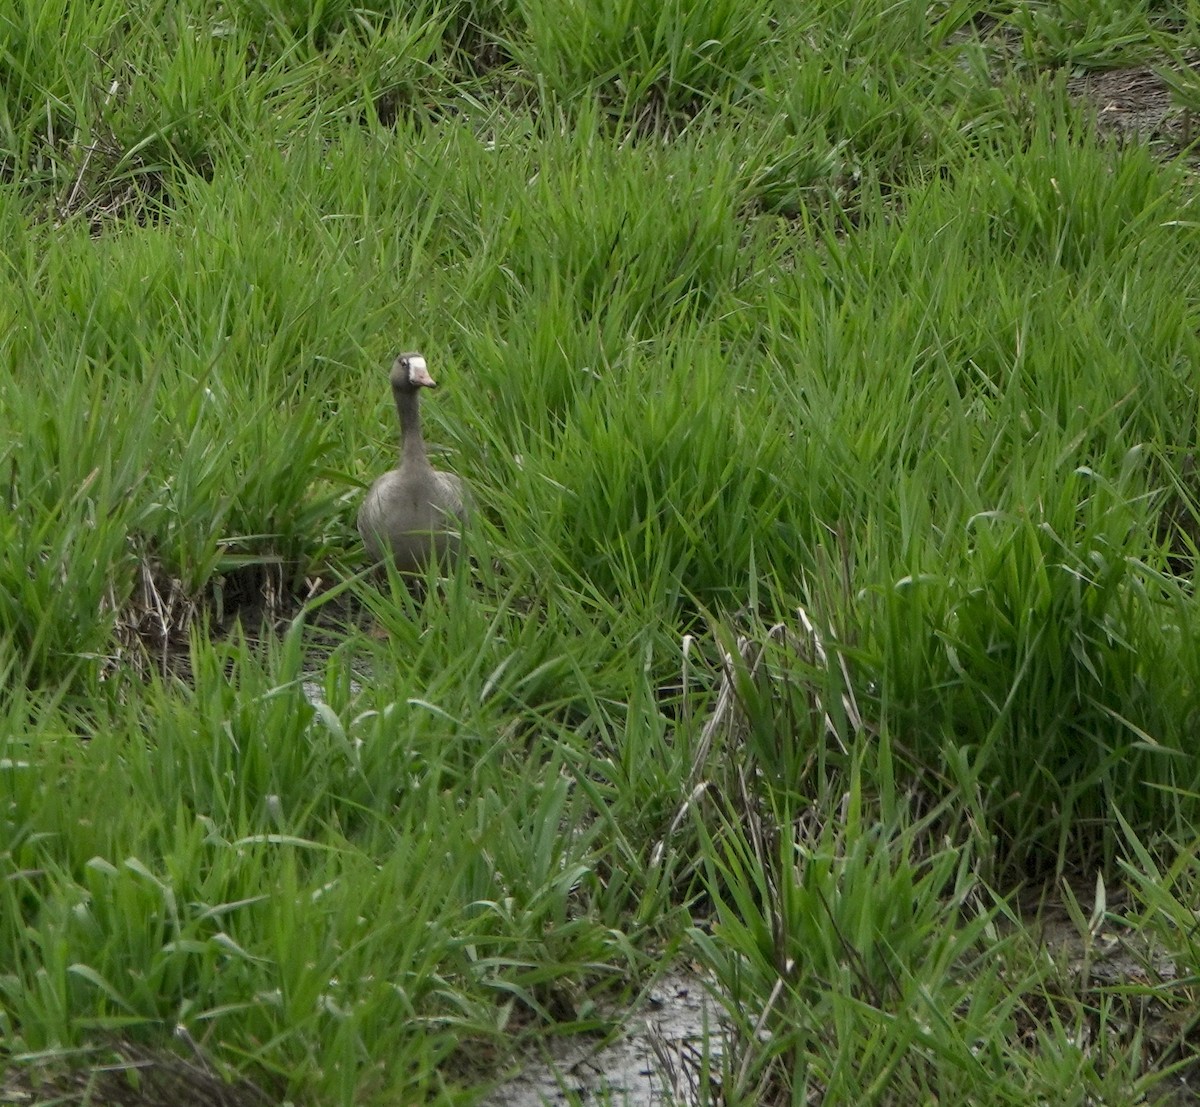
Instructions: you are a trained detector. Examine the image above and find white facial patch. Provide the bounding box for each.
[407,355,428,383]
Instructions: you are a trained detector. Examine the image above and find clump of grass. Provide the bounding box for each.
[109,8,263,181]
[746,3,1011,216]
[0,0,130,192]
[690,728,1013,1104]
[979,109,1182,273]
[543,334,793,612]
[1007,0,1167,68]
[872,497,1197,877]
[686,629,1022,1104]
[0,350,157,688]
[683,610,1195,1103]
[512,0,773,119]
[1118,818,1200,1070]
[1,0,311,219]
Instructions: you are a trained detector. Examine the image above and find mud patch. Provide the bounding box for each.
[481,971,725,1107]
[1068,62,1196,149]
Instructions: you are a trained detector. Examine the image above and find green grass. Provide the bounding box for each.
[4,0,1200,1103]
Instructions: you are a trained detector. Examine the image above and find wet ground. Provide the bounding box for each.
[480,972,725,1107]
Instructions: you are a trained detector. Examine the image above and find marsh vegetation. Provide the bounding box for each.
[5,1,1200,1103]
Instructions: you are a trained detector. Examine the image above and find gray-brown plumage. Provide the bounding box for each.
[358,352,470,576]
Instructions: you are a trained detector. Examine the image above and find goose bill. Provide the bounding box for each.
[408,356,437,388]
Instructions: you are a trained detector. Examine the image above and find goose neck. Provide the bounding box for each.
[395,388,429,466]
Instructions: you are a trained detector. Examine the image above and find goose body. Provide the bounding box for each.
[358,352,470,575]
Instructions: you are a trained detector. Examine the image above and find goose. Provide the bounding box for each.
[358,352,470,576]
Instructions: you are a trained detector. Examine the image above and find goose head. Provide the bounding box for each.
[390,351,438,394]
